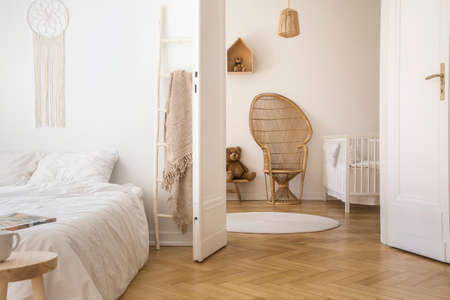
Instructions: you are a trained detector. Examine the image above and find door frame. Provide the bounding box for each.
[379,0,397,246]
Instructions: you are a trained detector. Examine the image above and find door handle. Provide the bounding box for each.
[425,63,445,100]
[425,74,443,80]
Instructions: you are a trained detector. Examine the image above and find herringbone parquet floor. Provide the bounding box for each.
[120,200,450,300]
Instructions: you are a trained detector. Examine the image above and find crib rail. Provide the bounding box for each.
[322,135,380,214]
[348,136,379,193]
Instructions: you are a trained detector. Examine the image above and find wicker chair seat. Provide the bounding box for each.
[263,169,302,174]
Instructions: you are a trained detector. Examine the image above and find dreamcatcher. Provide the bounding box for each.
[27,0,69,128]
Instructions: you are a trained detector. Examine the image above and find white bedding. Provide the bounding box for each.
[0,183,149,300]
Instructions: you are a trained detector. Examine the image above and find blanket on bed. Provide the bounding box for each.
[0,183,149,300]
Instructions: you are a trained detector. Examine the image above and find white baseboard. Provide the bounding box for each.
[149,231,193,246]
[227,191,325,201]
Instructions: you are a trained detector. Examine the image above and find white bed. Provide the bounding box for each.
[0,182,149,300]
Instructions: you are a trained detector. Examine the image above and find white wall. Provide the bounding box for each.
[0,0,195,245]
[226,0,380,200]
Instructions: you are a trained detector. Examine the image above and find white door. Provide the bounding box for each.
[380,0,449,262]
[192,0,227,262]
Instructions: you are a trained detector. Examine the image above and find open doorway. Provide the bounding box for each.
[225,0,380,232]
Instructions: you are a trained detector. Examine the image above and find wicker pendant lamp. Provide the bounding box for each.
[278,0,300,38]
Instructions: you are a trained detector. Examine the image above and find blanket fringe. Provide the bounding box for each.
[162,152,192,191]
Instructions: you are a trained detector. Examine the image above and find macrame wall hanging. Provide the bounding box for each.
[27,0,69,128]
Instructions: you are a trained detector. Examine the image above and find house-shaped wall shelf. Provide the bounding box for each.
[227,38,254,74]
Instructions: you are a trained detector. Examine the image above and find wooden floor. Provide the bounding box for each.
[120,200,450,300]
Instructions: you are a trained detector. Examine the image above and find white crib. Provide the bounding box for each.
[322,135,380,213]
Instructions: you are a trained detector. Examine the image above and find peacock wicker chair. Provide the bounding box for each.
[249,93,312,205]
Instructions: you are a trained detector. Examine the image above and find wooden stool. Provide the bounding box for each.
[0,251,58,300]
[227,179,249,201]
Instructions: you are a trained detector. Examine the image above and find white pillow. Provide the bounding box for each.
[0,152,44,186]
[28,150,119,185]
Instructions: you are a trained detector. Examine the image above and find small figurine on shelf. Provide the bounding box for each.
[233,57,246,72]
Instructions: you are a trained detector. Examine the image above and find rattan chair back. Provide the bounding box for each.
[249,93,312,172]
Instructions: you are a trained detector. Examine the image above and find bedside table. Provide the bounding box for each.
[0,251,58,300]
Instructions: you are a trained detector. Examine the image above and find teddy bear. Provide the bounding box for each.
[233,57,246,72]
[226,146,256,182]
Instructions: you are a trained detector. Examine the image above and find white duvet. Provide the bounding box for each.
[0,183,149,300]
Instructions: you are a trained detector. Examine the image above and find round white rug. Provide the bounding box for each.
[227,212,340,234]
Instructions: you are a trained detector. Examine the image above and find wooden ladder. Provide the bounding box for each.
[152,6,193,250]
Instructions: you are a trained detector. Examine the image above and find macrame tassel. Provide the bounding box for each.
[33,32,66,128]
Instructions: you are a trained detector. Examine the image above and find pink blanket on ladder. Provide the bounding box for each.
[162,70,193,233]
